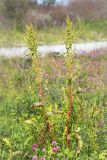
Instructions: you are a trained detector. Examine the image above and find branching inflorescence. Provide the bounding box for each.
[65,16,74,148]
[26,24,53,146]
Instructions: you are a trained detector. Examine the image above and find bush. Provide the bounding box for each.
[3,0,29,30]
[68,0,107,20]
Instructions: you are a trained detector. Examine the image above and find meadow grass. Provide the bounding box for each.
[0,49,107,159]
[0,20,107,46]
[0,20,107,159]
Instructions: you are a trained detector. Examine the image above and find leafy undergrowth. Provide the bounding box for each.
[0,49,107,159]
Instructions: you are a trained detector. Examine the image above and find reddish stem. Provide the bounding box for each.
[37,77,43,102]
[66,78,73,148]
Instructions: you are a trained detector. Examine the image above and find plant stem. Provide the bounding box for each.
[66,78,73,148]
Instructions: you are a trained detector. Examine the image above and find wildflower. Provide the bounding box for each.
[52,148,57,153]
[52,140,56,146]
[40,157,45,160]
[42,148,46,152]
[32,144,37,151]
[32,155,37,160]
[2,137,11,147]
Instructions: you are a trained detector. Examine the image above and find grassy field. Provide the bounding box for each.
[0,20,107,46]
[0,20,107,159]
[0,49,107,159]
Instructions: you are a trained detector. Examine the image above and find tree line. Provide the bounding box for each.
[0,0,107,30]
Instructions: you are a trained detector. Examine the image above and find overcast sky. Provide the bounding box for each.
[56,0,69,4]
[38,0,69,5]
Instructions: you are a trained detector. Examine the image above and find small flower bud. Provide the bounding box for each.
[52,140,56,146]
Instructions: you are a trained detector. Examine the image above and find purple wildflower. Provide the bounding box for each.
[32,144,37,151]
[52,140,56,146]
[52,147,57,153]
[32,155,37,160]
[40,157,45,160]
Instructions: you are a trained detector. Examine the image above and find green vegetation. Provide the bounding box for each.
[0,50,107,160]
[0,20,107,46]
[0,27,64,46]
[75,20,107,41]
[0,19,107,159]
